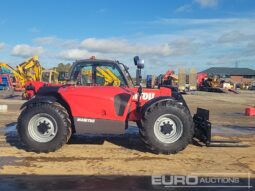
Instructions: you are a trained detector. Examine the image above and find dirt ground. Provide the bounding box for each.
[0,91,254,189]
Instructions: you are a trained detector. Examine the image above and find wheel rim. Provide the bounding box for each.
[153,114,183,144]
[28,113,58,143]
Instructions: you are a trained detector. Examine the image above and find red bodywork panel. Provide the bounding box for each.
[59,86,172,122]
[24,81,62,99]
[24,81,45,99]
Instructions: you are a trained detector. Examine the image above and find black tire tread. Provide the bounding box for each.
[17,102,72,153]
[139,100,194,154]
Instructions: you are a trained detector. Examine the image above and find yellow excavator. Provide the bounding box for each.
[96,66,121,86]
[0,56,42,90]
[16,56,42,83]
[41,69,59,84]
[0,56,62,99]
[81,67,121,86]
[0,62,23,90]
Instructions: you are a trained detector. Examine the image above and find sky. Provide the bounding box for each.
[0,0,255,75]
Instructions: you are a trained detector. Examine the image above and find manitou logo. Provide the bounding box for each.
[77,118,95,123]
[132,92,155,101]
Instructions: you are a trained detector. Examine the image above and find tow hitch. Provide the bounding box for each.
[193,108,249,147]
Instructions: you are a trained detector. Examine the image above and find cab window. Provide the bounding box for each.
[76,65,93,85]
[74,62,127,86]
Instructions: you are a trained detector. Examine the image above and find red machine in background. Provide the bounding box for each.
[156,70,178,89]
[197,72,237,93]
[197,73,208,88]
[24,81,52,99]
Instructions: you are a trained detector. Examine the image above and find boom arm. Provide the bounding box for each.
[0,63,26,86]
[0,56,42,87]
[16,56,42,82]
[96,67,121,86]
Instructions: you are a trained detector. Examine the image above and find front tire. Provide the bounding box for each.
[17,103,71,153]
[140,100,194,154]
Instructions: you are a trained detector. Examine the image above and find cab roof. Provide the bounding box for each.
[74,58,118,64]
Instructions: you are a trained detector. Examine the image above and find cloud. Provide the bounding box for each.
[7,15,254,73]
[146,16,255,70]
[154,18,255,26]
[11,44,44,58]
[58,37,197,69]
[170,38,199,55]
[61,39,80,48]
[58,49,98,60]
[34,37,58,44]
[194,0,218,8]
[246,42,255,55]
[175,4,192,13]
[217,31,255,43]
[175,0,218,13]
[34,36,79,48]
[80,38,172,56]
[0,42,5,50]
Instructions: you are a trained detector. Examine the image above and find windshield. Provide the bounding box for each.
[70,62,128,87]
[118,63,134,87]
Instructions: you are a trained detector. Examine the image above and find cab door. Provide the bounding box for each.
[60,85,133,134]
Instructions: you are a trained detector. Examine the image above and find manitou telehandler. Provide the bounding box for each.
[17,56,236,154]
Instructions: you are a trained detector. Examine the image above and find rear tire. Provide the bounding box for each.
[17,103,71,153]
[140,100,194,154]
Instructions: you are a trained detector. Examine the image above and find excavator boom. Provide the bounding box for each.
[96,66,121,86]
[0,56,42,89]
[0,63,25,88]
[16,56,42,82]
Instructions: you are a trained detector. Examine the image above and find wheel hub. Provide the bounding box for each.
[160,123,173,135]
[153,114,183,144]
[37,121,51,134]
[28,113,58,143]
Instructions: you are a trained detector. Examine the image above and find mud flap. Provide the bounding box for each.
[193,108,249,147]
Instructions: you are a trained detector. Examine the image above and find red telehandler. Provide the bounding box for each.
[17,56,240,154]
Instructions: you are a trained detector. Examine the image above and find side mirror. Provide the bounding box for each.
[134,56,144,86]
[134,56,144,69]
